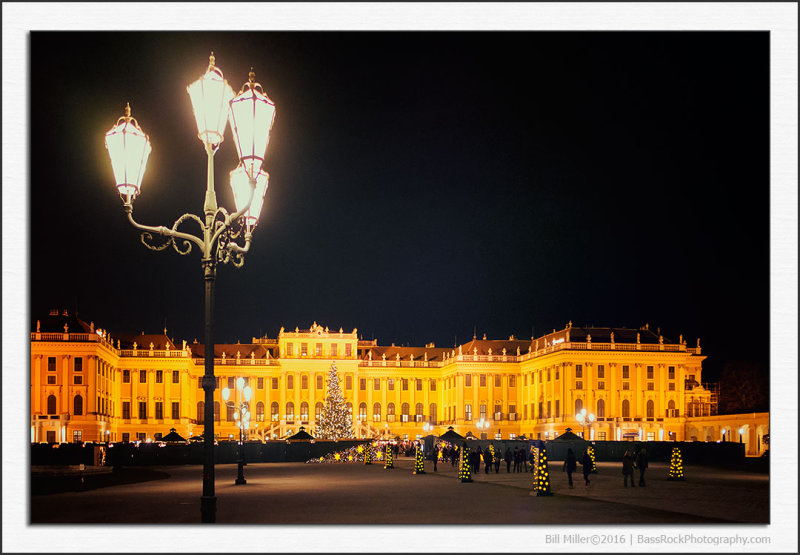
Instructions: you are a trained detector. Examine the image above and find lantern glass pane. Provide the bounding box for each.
[187,69,235,146]
[105,121,151,196]
[229,86,276,179]
[229,165,269,226]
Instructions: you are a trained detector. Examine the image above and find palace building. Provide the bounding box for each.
[30,309,768,455]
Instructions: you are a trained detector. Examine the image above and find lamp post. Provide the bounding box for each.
[576,408,595,440]
[223,377,253,485]
[476,417,490,440]
[104,53,276,523]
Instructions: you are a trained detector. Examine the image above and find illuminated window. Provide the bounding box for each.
[537,402,543,419]
[331,344,338,357]
[415,403,424,421]
[647,399,654,418]
[255,402,264,421]
[546,401,551,418]
[257,377,264,389]
[493,404,501,420]
[360,378,366,391]
[122,402,130,420]
[301,343,308,356]
[494,375,501,387]
[387,403,395,421]
[416,379,422,391]
[623,382,630,390]
[155,370,163,383]
[669,383,675,391]
[622,365,630,379]
[73,430,82,443]
[172,402,180,420]
[73,375,82,385]
[575,399,583,415]
[301,402,309,421]
[402,379,408,391]
[345,376,353,389]
[172,370,180,383]
[155,402,163,420]
[286,402,295,421]
[509,375,516,387]
[374,378,380,390]
[479,374,486,387]
[137,433,146,442]
[555,400,560,418]
[74,357,83,372]
[73,395,83,416]
[214,401,220,422]
[287,375,294,389]
[480,404,487,419]
[358,403,367,421]
[576,380,583,390]
[465,404,472,421]
[598,431,607,440]
[575,364,583,378]
[598,381,605,389]
[315,343,322,356]
[301,375,308,389]
[272,378,278,389]
[401,403,410,422]
[345,343,353,357]
[286,343,293,357]
[647,366,654,380]
[668,366,675,380]
[465,374,472,387]
[315,402,323,421]
[622,399,630,418]
[388,379,394,391]
[647,382,654,391]
[138,401,147,419]
[429,403,437,424]
[597,399,605,418]
[373,403,381,421]
[123,370,131,383]
[430,379,436,391]
[139,370,147,383]
[48,357,56,371]
[47,375,56,384]
[228,377,235,389]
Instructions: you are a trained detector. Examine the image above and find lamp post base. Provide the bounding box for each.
[235,461,247,485]
[200,495,217,523]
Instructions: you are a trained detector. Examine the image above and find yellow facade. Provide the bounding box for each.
[31,311,767,454]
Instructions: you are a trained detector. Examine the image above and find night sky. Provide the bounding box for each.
[30,31,769,382]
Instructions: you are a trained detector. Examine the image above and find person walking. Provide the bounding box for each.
[580,449,592,488]
[504,447,513,473]
[432,444,439,472]
[563,447,577,488]
[493,447,501,473]
[636,447,648,486]
[527,448,534,472]
[512,447,520,473]
[622,450,636,487]
[483,446,492,474]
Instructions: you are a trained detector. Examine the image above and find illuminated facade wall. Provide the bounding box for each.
[33,311,765,453]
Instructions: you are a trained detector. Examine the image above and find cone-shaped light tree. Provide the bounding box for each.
[413,442,426,475]
[459,444,473,482]
[587,444,598,473]
[384,443,394,469]
[364,443,373,465]
[531,446,554,496]
[316,362,353,440]
[667,446,686,480]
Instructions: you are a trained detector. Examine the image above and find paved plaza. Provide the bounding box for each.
[29,456,769,525]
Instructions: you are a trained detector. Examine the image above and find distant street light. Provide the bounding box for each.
[104,52,276,524]
[476,417,490,439]
[223,377,253,485]
[576,408,595,440]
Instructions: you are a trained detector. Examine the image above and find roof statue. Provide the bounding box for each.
[586,334,591,343]
[637,332,641,344]
[488,348,492,356]
[659,335,664,345]
[610,331,615,343]
[516,346,520,356]
[64,323,69,333]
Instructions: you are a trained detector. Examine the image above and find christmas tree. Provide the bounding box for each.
[364,443,372,465]
[458,444,473,482]
[384,443,394,469]
[531,446,554,496]
[587,444,598,473]
[413,442,425,474]
[316,361,353,440]
[667,446,685,480]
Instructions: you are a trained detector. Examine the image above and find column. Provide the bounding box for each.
[33,355,42,413]
[61,355,70,415]
[88,356,97,415]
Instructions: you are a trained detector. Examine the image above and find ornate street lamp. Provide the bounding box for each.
[476,417,490,440]
[222,377,253,485]
[104,52,276,523]
[576,408,595,440]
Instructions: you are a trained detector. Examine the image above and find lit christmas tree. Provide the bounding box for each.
[316,361,353,440]
[384,443,394,469]
[587,444,598,473]
[458,444,473,482]
[364,443,372,465]
[413,442,425,474]
[667,446,685,480]
[531,446,554,496]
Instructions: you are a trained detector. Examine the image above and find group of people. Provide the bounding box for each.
[562,446,649,489]
[433,443,537,475]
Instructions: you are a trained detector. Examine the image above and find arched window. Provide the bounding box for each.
[667,399,676,417]
[596,399,605,418]
[316,375,323,389]
[301,375,308,389]
[73,395,83,416]
[622,399,630,418]
[315,402,323,421]
[373,402,381,421]
[256,401,265,422]
[358,403,367,421]
[387,402,395,421]
[646,399,654,418]
[429,403,437,424]
[401,402,410,422]
[286,402,295,420]
[415,402,424,422]
[226,403,235,421]
[300,402,309,421]
[47,395,57,415]
[214,401,220,422]
[346,402,353,417]
[575,398,583,416]
[197,401,204,424]
[271,402,279,421]
[287,375,294,389]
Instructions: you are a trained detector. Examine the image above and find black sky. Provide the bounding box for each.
[30,31,769,382]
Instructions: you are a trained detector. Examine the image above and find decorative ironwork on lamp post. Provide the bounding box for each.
[104,53,276,524]
[576,408,595,440]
